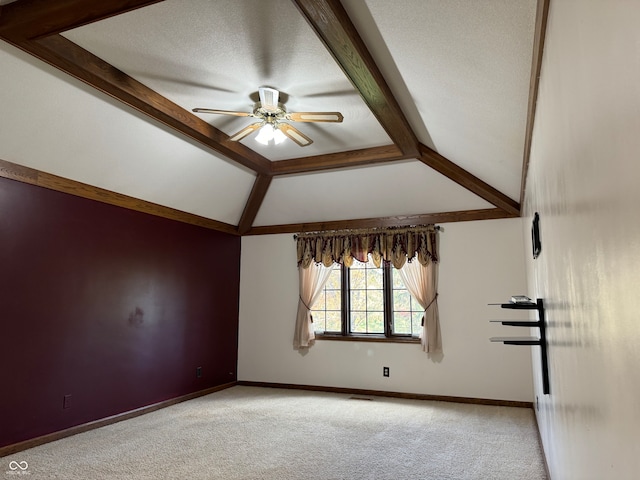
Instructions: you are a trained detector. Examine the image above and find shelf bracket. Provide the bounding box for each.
[489,298,550,395]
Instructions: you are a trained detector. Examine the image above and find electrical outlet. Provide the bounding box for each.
[63,394,72,409]
[196,366,202,378]
[383,366,390,377]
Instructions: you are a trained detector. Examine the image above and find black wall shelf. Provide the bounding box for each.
[489,298,550,395]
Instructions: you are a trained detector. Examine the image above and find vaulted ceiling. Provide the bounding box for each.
[0,0,548,235]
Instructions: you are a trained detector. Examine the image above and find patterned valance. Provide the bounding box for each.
[296,225,439,269]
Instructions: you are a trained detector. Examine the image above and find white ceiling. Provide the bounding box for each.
[255,161,493,226]
[0,0,538,232]
[349,0,536,200]
[0,41,256,225]
[62,0,392,160]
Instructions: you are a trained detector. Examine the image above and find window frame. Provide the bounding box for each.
[314,261,421,344]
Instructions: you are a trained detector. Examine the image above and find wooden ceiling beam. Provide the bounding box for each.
[419,144,520,216]
[0,158,238,234]
[0,0,528,234]
[0,0,164,40]
[245,208,515,236]
[17,35,272,175]
[520,0,550,207]
[237,174,273,236]
[0,0,272,175]
[292,0,420,158]
[271,145,408,175]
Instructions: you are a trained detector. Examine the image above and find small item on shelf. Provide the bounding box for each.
[510,295,533,304]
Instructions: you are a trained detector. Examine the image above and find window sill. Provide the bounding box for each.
[314,333,420,344]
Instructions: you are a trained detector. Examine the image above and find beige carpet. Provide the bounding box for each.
[3,386,547,479]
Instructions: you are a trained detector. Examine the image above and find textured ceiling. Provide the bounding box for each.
[0,0,541,234]
[255,161,494,227]
[62,0,392,160]
[352,0,536,200]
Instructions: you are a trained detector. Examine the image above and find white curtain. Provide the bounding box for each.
[398,258,442,354]
[293,262,335,350]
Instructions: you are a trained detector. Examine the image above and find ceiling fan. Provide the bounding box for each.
[193,86,343,147]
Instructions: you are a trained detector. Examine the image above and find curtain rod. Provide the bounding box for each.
[292,225,443,240]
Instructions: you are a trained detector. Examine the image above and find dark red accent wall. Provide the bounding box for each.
[0,176,241,448]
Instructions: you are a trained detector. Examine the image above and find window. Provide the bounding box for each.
[312,256,423,342]
[310,266,342,333]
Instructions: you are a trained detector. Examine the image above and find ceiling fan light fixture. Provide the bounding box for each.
[273,127,286,145]
[193,86,342,147]
[255,123,288,146]
[255,124,274,145]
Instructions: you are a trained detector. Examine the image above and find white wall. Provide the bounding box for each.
[239,218,534,402]
[524,2,640,479]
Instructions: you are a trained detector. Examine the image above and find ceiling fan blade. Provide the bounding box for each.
[228,122,263,142]
[259,86,279,113]
[192,108,252,117]
[287,112,344,123]
[278,123,313,147]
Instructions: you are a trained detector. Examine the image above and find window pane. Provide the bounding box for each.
[348,257,387,335]
[326,269,341,289]
[351,311,367,333]
[315,290,326,310]
[367,289,384,311]
[311,267,342,333]
[391,265,422,336]
[351,290,367,311]
[367,311,384,333]
[393,290,411,311]
[326,310,342,333]
[366,268,383,289]
[394,311,411,334]
[312,311,326,332]
[412,311,423,336]
[392,268,405,288]
[326,290,341,310]
[350,268,366,289]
